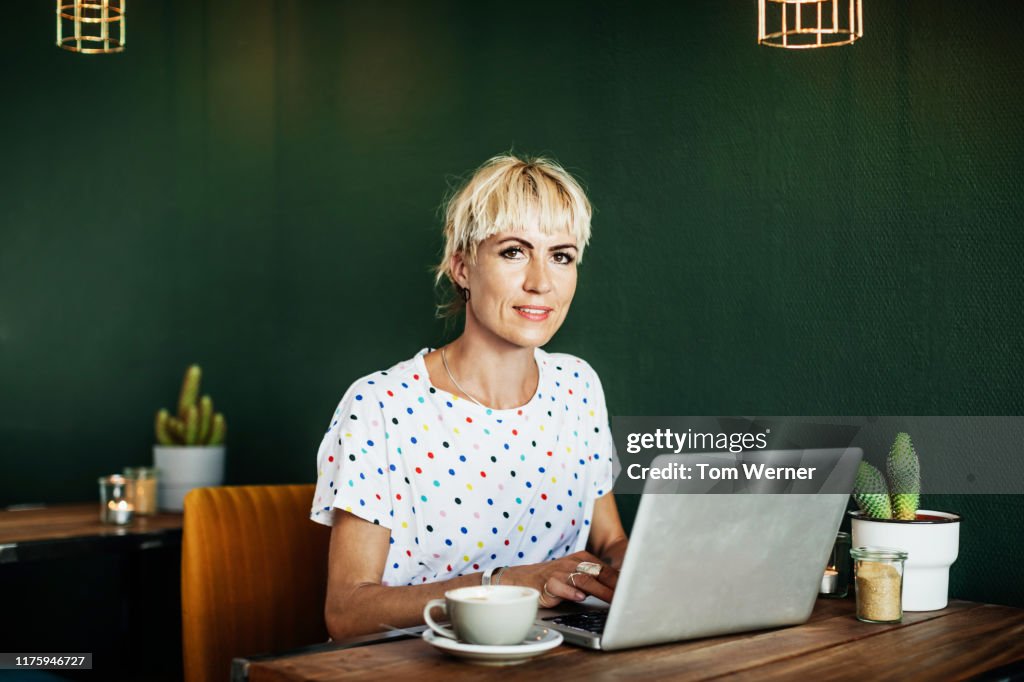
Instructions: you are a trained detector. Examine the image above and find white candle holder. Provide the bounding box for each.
[819,531,851,598]
[98,474,135,525]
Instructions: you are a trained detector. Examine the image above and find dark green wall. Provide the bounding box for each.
[3,2,1022,606]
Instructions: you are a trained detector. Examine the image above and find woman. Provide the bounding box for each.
[310,153,628,640]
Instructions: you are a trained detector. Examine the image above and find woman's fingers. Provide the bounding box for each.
[593,564,619,590]
[513,555,619,607]
[564,552,620,591]
[574,560,619,591]
[538,581,561,608]
[542,574,585,606]
[565,570,614,603]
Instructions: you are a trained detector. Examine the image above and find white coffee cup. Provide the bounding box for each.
[423,585,540,645]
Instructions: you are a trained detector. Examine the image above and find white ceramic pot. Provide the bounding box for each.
[849,510,961,611]
[153,445,226,512]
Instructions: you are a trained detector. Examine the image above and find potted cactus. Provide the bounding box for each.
[849,432,961,611]
[153,365,228,511]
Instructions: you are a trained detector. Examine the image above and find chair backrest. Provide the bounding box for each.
[181,484,330,682]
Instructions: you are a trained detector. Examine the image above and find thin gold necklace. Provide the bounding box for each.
[441,346,486,408]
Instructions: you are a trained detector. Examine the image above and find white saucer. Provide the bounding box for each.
[422,626,563,666]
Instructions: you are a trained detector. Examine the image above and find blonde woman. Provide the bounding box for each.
[311,153,628,639]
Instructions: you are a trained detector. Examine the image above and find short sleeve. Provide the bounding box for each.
[586,364,615,499]
[310,380,394,529]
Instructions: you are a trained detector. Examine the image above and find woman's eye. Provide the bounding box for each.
[501,247,525,259]
[553,252,576,265]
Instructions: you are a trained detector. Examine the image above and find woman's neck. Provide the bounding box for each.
[426,329,539,410]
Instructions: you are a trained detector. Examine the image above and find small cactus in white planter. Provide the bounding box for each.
[154,365,227,446]
[849,432,960,611]
[153,365,227,511]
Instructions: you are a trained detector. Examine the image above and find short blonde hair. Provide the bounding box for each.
[434,153,593,318]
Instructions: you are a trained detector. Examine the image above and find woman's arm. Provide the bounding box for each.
[324,511,484,640]
[586,493,629,570]
[325,510,621,639]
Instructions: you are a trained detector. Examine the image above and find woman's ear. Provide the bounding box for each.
[450,250,470,289]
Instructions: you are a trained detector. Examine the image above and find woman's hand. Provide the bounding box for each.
[500,551,620,608]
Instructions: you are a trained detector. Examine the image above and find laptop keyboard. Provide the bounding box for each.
[544,610,608,634]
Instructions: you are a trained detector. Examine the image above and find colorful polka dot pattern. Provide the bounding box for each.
[311,347,614,587]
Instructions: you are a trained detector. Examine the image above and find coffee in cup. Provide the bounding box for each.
[423,584,540,645]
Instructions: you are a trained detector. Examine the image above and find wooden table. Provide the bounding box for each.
[237,598,1024,681]
[0,503,183,563]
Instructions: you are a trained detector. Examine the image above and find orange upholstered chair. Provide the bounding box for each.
[181,484,331,682]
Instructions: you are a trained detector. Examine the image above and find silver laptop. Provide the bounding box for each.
[539,448,862,650]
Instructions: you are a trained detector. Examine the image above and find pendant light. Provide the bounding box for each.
[758,0,862,49]
[56,0,125,54]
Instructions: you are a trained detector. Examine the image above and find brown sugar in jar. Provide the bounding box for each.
[851,546,908,624]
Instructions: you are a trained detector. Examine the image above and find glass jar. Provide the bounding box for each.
[124,466,159,515]
[98,475,135,525]
[851,546,908,623]
[820,531,851,598]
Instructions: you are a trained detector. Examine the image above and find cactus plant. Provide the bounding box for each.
[155,364,227,446]
[852,432,921,520]
[853,461,892,519]
[886,432,921,520]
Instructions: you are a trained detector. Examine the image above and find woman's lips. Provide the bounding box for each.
[513,306,552,321]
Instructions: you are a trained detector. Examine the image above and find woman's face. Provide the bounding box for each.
[454,227,579,349]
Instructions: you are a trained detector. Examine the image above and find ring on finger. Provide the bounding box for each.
[567,571,584,588]
[576,561,602,576]
[542,583,557,601]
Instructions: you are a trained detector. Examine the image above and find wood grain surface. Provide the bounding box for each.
[245,598,1024,682]
[0,503,182,544]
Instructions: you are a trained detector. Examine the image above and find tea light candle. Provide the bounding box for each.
[106,500,134,525]
[821,532,851,599]
[820,567,838,594]
[99,474,136,525]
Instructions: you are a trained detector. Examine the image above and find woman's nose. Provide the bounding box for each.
[524,257,553,294]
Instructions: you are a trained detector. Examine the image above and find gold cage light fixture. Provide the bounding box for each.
[758,0,862,49]
[56,0,125,54]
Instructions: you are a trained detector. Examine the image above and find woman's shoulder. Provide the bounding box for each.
[536,348,603,384]
[338,348,431,404]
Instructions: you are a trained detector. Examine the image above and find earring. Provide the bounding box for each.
[460,287,471,302]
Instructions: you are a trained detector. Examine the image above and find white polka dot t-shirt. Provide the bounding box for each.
[310,347,614,587]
